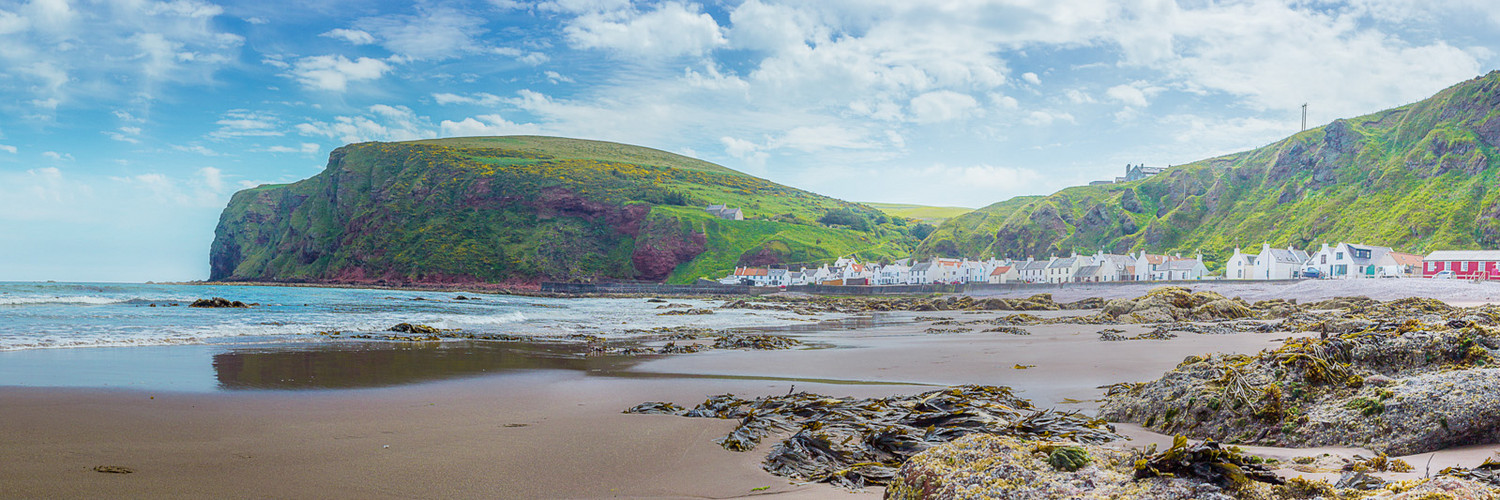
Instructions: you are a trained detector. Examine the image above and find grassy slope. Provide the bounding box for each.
[213,136,918,283]
[864,202,975,224]
[914,195,1044,257]
[918,71,1500,271]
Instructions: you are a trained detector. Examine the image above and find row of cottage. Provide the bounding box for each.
[719,250,1211,287]
[1229,243,1500,280]
[718,243,1500,287]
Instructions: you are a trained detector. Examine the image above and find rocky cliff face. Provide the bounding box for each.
[919,71,1500,265]
[210,136,915,285]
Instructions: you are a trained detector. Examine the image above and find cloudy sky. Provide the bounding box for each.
[1,0,1496,281]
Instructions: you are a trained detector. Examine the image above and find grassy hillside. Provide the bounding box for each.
[864,202,974,224]
[211,136,918,285]
[915,196,1044,257]
[920,71,1500,271]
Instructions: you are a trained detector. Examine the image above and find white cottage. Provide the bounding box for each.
[1226,248,1258,280]
[1254,244,1310,280]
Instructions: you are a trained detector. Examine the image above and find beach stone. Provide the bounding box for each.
[93,465,134,474]
[189,297,248,308]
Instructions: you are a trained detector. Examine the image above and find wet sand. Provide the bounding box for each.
[7,292,1500,498]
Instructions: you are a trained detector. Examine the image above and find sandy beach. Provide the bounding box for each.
[6,280,1500,498]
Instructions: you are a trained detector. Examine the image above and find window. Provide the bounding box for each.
[1321,255,1327,264]
[1336,252,1344,260]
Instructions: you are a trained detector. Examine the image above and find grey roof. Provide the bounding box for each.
[1162,259,1202,271]
[1074,265,1101,278]
[1266,248,1305,264]
[911,262,933,272]
[1017,261,1049,271]
[1345,244,1392,266]
[1047,257,1077,268]
[768,269,788,277]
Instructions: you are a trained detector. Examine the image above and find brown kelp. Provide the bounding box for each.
[624,385,1120,489]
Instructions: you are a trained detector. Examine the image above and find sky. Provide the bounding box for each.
[0,0,1497,282]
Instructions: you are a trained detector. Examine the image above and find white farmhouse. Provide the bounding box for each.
[1305,243,1392,279]
[1254,244,1311,280]
[1226,248,1258,280]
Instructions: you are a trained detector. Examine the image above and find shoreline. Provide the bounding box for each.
[9,284,1500,497]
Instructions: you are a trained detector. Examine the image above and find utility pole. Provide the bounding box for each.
[1301,103,1308,132]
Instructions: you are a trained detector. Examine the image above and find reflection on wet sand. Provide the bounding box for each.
[212,340,647,390]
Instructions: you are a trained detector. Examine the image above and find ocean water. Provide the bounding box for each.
[0,282,827,352]
[0,282,848,391]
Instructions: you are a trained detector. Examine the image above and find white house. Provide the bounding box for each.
[1016,258,1050,283]
[1374,251,1423,278]
[1091,252,1136,282]
[1159,258,1209,280]
[1226,248,1258,280]
[1046,254,1093,283]
[988,265,1018,284]
[1305,243,1392,279]
[1255,244,1311,280]
[877,261,910,285]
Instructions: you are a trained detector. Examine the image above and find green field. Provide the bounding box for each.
[864,202,974,224]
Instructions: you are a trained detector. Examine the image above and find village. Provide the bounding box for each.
[714,242,1500,287]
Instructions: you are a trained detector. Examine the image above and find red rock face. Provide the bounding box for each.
[631,217,707,281]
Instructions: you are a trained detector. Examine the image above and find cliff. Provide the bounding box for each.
[210,136,917,285]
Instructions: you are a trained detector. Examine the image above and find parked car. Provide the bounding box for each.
[1300,269,1323,279]
[1433,270,1456,279]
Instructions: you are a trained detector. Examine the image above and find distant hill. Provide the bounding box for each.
[864,202,974,224]
[210,136,919,285]
[920,71,1500,269]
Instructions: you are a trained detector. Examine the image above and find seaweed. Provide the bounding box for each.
[1441,457,1500,486]
[625,385,1120,489]
[1132,435,1284,488]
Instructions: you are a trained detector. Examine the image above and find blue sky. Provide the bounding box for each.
[1,0,1497,281]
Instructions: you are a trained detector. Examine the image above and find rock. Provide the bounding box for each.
[1365,375,1394,386]
[1102,298,1137,318]
[93,465,134,474]
[189,297,248,308]
[658,308,714,316]
[1192,299,1254,320]
[388,323,440,334]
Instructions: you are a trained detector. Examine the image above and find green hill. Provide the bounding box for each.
[919,71,1500,270]
[864,202,974,224]
[209,136,919,285]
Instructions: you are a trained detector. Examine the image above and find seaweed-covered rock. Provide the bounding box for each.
[388,323,440,334]
[1192,299,1253,320]
[190,297,248,308]
[711,334,801,350]
[1133,436,1283,488]
[625,385,1119,489]
[1101,322,1500,455]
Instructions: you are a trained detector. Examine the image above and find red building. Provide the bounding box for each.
[1422,250,1500,279]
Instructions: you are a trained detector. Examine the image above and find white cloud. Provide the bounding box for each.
[720,136,768,166]
[320,28,375,45]
[493,47,550,65]
[172,144,218,156]
[111,167,227,207]
[1022,72,1041,85]
[909,90,982,124]
[544,71,574,84]
[261,143,321,154]
[286,55,392,92]
[439,114,541,137]
[0,144,16,154]
[41,151,72,161]
[432,92,503,106]
[296,105,435,144]
[565,2,726,58]
[0,0,242,111]
[1023,110,1076,127]
[1105,84,1149,107]
[1064,89,1095,104]
[353,7,487,60]
[210,110,282,139]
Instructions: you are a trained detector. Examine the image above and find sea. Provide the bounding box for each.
[0,282,837,391]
